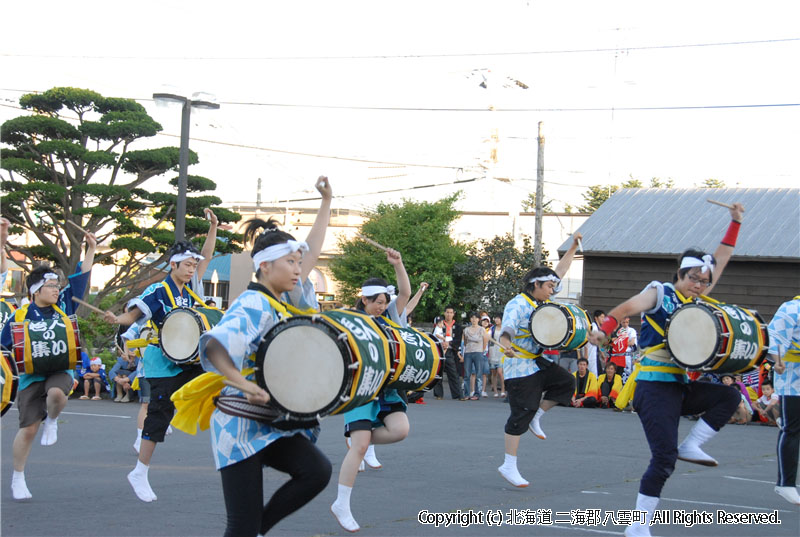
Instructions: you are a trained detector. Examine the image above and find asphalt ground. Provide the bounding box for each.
[2,391,798,537]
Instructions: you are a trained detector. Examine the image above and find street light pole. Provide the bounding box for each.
[176,100,192,241]
[152,92,220,242]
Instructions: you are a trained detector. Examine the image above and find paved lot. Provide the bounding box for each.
[2,393,798,536]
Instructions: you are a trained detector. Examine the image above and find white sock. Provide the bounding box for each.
[128,461,157,502]
[681,419,717,448]
[534,408,545,421]
[133,429,142,453]
[497,455,529,487]
[11,471,32,500]
[40,416,58,446]
[363,444,381,468]
[625,493,659,536]
[331,484,359,532]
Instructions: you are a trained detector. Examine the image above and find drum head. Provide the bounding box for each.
[262,323,345,415]
[530,305,568,347]
[161,310,201,361]
[667,305,718,367]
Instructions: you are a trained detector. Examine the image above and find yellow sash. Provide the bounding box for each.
[170,289,307,434]
[507,294,543,360]
[161,280,209,309]
[784,341,800,363]
[614,347,687,409]
[14,303,79,375]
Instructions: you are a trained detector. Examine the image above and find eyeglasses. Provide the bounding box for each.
[40,284,62,291]
[687,274,711,286]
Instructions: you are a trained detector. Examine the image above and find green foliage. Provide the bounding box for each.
[329,195,468,321]
[169,174,218,192]
[579,185,620,213]
[520,194,554,213]
[649,177,675,188]
[700,178,726,188]
[455,234,550,315]
[0,86,243,310]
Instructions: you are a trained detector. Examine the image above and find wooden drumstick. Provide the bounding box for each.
[356,233,389,252]
[489,337,514,354]
[223,378,267,398]
[707,199,735,210]
[71,296,106,315]
[65,219,89,235]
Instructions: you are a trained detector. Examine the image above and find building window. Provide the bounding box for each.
[203,281,230,309]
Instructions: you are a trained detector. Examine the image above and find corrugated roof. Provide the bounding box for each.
[202,254,231,281]
[557,188,800,260]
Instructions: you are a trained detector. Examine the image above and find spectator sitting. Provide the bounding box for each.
[597,362,623,409]
[721,373,752,424]
[752,380,780,425]
[571,357,598,408]
[109,346,139,403]
[80,357,108,400]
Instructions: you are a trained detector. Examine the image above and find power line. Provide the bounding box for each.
[1,37,797,61]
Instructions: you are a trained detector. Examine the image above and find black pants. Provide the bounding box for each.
[143,366,204,442]
[433,350,463,399]
[633,380,739,497]
[219,434,331,537]
[504,360,575,435]
[777,395,800,487]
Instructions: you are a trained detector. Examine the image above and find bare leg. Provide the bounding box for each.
[369,412,409,445]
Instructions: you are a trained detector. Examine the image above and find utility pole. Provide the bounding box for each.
[534,121,545,266]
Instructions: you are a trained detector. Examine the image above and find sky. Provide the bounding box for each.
[2,0,798,214]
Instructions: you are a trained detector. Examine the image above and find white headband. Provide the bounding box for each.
[252,240,309,270]
[29,273,59,295]
[680,255,715,274]
[362,285,395,297]
[529,274,563,294]
[170,251,205,264]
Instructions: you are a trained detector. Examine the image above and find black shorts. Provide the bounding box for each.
[504,360,575,436]
[344,403,406,436]
[142,366,203,443]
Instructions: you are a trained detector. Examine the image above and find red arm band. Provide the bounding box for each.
[721,220,740,247]
[599,316,619,337]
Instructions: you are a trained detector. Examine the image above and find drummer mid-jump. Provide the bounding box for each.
[496,232,582,489]
[103,210,218,503]
[587,202,744,537]
[1,222,97,500]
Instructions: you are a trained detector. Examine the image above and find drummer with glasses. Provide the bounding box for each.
[1,225,97,501]
[103,209,218,503]
[495,232,582,489]
[587,201,745,537]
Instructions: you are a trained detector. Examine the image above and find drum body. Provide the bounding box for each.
[665,301,768,374]
[10,316,81,375]
[1,351,19,417]
[383,326,442,391]
[0,299,15,334]
[529,303,591,351]
[255,309,391,419]
[159,307,223,364]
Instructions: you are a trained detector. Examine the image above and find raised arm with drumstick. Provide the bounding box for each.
[0,219,97,501]
[179,177,334,535]
[583,200,746,537]
[404,281,429,317]
[331,242,412,532]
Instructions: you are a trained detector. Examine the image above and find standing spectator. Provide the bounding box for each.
[463,312,488,400]
[432,307,465,400]
[479,315,492,397]
[585,310,607,377]
[558,349,579,374]
[487,315,506,397]
[571,357,598,408]
[620,317,638,379]
[597,362,623,409]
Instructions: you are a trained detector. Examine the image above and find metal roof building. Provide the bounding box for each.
[556,188,800,326]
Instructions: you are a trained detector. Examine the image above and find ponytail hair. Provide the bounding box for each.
[244,218,297,278]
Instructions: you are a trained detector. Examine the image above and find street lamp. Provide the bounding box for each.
[152,91,220,241]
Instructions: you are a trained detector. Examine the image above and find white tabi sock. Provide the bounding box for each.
[11,471,32,500]
[498,454,529,488]
[624,493,658,537]
[128,460,157,502]
[529,408,547,439]
[40,416,58,446]
[331,484,359,532]
[133,429,142,454]
[678,419,719,466]
[363,444,381,468]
